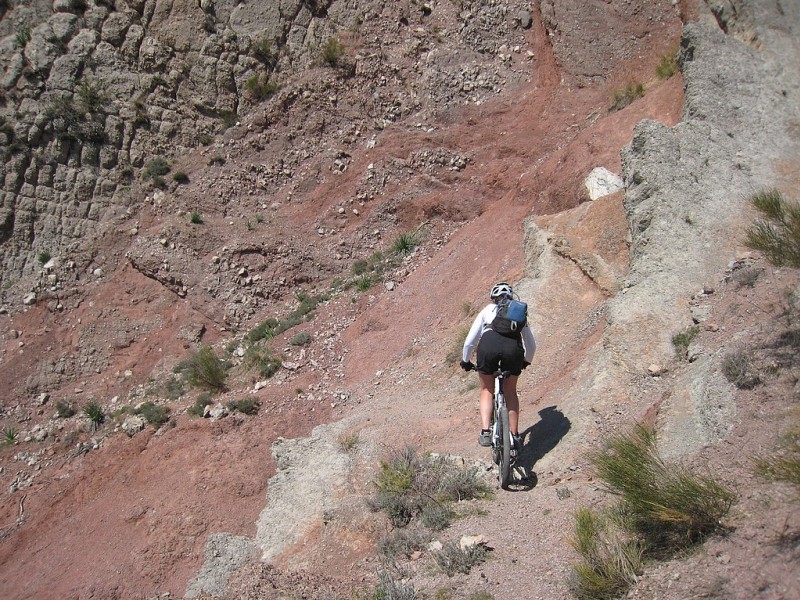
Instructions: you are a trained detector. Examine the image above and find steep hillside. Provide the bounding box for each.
[1,1,799,599]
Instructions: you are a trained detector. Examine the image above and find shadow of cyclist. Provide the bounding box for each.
[508,406,571,491]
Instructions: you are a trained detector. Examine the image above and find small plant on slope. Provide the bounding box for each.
[744,189,800,268]
[84,401,106,430]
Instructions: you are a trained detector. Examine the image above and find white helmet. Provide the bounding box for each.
[490,282,513,300]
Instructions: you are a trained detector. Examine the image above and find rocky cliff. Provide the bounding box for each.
[1,1,798,599]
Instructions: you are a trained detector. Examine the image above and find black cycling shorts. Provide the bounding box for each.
[475,329,525,376]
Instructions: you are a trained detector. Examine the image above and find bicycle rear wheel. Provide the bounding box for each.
[497,404,511,488]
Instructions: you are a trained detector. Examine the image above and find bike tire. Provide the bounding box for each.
[498,403,511,489]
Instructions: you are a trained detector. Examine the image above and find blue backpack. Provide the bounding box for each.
[491,298,528,338]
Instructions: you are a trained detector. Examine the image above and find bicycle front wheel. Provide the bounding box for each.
[498,403,511,489]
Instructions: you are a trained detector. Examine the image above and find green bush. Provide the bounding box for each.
[372,570,416,600]
[569,508,643,600]
[252,37,277,66]
[190,212,204,224]
[38,251,52,265]
[187,392,213,417]
[163,377,186,400]
[244,74,278,101]
[3,427,18,446]
[570,424,734,598]
[754,425,800,487]
[356,274,374,292]
[721,349,761,389]
[371,447,491,529]
[56,401,76,418]
[77,79,109,114]
[15,27,31,49]
[182,347,228,391]
[433,540,488,576]
[655,53,678,80]
[378,527,432,560]
[320,37,345,67]
[134,402,171,428]
[173,171,189,184]
[84,401,106,429]
[672,325,700,360]
[610,82,645,112]
[226,397,261,415]
[745,189,800,267]
[392,232,418,256]
[289,331,311,346]
[589,424,734,551]
[143,157,170,180]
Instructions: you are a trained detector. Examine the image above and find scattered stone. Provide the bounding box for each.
[648,364,667,376]
[584,167,624,200]
[460,534,488,550]
[122,415,146,437]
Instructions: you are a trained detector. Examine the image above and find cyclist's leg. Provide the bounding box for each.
[504,374,520,435]
[476,333,502,431]
[478,372,494,429]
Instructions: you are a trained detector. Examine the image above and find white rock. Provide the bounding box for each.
[584,167,624,200]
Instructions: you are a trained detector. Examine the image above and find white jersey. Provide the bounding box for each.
[462,302,536,364]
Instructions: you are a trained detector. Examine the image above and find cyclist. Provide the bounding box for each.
[460,282,536,452]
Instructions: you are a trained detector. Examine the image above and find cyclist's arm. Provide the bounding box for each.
[462,304,495,361]
[522,325,536,364]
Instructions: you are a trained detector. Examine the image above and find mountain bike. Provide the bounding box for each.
[491,369,514,489]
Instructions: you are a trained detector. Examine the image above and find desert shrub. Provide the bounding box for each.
[378,527,432,560]
[45,95,82,137]
[163,377,186,400]
[3,426,18,446]
[226,397,261,415]
[15,27,31,49]
[289,331,311,346]
[84,401,106,429]
[187,392,213,417]
[355,274,374,292]
[433,540,488,576]
[671,325,700,360]
[446,324,470,364]
[248,318,279,342]
[745,189,800,267]
[352,259,368,275]
[243,346,282,379]
[56,401,76,418]
[143,157,170,180]
[392,232,418,256]
[754,425,800,488]
[244,74,278,101]
[371,447,491,529]
[721,349,761,389]
[134,402,171,428]
[570,425,734,598]
[372,570,416,600]
[252,37,277,66]
[569,508,643,600]
[338,432,360,452]
[420,502,454,531]
[610,82,645,112]
[38,251,51,265]
[173,171,189,184]
[190,212,203,224]
[182,347,227,391]
[320,37,345,67]
[731,266,762,288]
[655,53,678,79]
[77,79,109,114]
[589,424,734,552]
